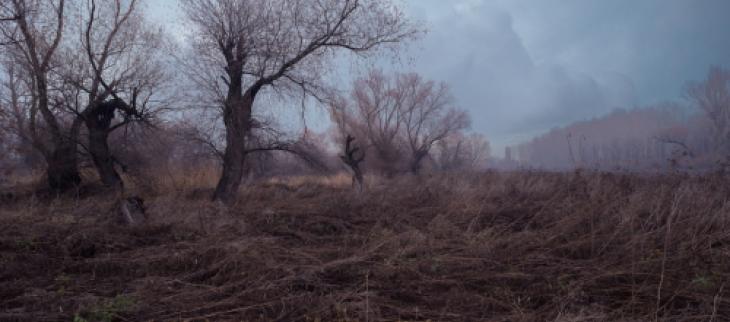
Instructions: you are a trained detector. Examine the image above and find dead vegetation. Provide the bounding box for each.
[1,171,729,321]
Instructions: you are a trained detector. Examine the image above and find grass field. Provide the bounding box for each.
[1,171,729,321]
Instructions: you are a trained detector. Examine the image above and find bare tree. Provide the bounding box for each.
[330,70,470,175]
[1,0,168,191]
[355,70,407,175]
[396,73,470,174]
[330,70,406,175]
[181,0,417,203]
[60,0,167,189]
[0,0,80,191]
[687,66,730,156]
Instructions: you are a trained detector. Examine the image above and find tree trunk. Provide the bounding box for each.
[84,100,123,189]
[88,127,122,189]
[37,74,81,192]
[212,89,255,204]
[410,150,428,175]
[46,139,81,191]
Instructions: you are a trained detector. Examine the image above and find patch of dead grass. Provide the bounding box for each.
[1,171,729,321]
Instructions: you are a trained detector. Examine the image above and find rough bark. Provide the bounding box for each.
[85,100,124,189]
[38,74,81,191]
[212,86,256,204]
[46,140,81,191]
[44,105,83,192]
[88,128,122,188]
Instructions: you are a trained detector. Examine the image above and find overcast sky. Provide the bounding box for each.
[150,0,730,155]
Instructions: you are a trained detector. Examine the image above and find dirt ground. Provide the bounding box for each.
[1,172,729,321]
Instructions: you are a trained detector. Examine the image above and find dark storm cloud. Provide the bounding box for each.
[398,0,730,152]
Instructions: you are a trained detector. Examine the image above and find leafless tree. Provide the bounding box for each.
[396,73,470,174]
[330,70,406,175]
[59,0,168,189]
[0,0,80,191]
[687,66,730,156]
[1,0,168,191]
[330,70,470,175]
[181,0,418,203]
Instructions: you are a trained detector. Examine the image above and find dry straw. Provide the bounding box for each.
[1,171,728,321]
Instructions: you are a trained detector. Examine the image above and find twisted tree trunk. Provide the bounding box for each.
[85,100,124,189]
[88,127,121,188]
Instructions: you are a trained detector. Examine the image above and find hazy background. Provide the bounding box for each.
[148,0,730,155]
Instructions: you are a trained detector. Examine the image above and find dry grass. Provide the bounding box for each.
[1,171,729,321]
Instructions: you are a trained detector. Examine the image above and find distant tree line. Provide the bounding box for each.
[513,66,730,172]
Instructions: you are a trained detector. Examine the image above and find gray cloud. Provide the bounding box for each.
[395,0,730,153]
[150,0,730,154]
